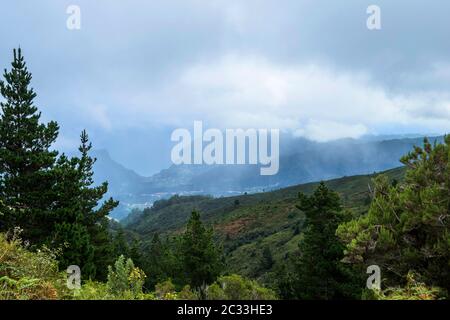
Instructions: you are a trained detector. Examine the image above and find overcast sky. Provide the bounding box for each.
[1,1,450,175]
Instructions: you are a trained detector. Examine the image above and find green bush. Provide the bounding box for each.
[72,280,110,300]
[177,285,198,300]
[106,255,146,299]
[371,272,447,300]
[0,231,69,300]
[206,274,277,300]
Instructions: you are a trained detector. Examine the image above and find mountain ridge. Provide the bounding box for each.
[93,135,443,220]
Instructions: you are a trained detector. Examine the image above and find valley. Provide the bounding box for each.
[123,166,405,283]
[94,136,441,220]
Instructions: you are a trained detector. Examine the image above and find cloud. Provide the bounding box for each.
[88,104,112,131]
[294,121,368,142]
[2,0,450,172]
[124,54,450,140]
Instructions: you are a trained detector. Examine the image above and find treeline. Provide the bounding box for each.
[115,211,225,292]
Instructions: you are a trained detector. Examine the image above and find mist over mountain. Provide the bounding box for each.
[93,135,443,220]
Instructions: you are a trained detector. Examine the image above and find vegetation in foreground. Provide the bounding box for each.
[0,217,276,300]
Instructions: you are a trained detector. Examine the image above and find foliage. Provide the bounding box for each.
[337,137,450,293]
[52,130,118,279]
[179,211,224,289]
[141,233,182,290]
[72,280,110,300]
[372,272,446,300]
[106,255,146,299]
[261,247,274,270]
[206,274,277,300]
[0,49,118,280]
[276,183,361,299]
[0,231,69,300]
[177,285,198,300]
[153,279,179,300]
[0,48,59,245]
[2,48,447,301]
[126,168,405,281]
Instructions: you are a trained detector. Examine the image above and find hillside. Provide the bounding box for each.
[95,136,441,220]
[124,166,406,282]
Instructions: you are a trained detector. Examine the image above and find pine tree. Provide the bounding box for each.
[261,247,274,271]
[180,211,223,289]
[129,237,143,268]
[141,233,183,290]
[75,130,118,278]
[143,233,165,289]
[89,218,115,281]
[337,137,450,293]
[77,130,118,228]
[278,183,360,299]
[0,49,118,280]
[112,227,130,259]
[52,130,118,279]
[0,48,59,243]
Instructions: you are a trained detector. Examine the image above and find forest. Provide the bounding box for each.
[0,49,449,300]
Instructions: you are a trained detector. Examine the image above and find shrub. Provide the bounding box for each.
[0,231,69,300]
[106,255,146,299]
[177,285,198,300]
[72,280,109,300]
[206,274,277,300]
[154,279,177,300]
[371,272,447,300]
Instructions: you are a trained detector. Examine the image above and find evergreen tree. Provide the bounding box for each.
[75,130,118,278]
[141,233,184,290]
[112,227,129,259]
[142,233,166,289]
[278,183,360,299]
[337,137,450,293]
[0,49,118,279]
[0,48,59,243]
[90,218,115,281]
[180,211,223,289]
[52,130,118,279]
[129,237,143,268]
[261,247,274,271]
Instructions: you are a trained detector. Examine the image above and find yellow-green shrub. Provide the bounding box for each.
[0,231,69,300]
[372,272,447,300]
[206,274,277,300]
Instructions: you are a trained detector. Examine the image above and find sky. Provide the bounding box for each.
[1,0,450,175]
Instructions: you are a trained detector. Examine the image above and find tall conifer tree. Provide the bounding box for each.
[0,49,118,280]
[277,183,360,299]
[0,48,59,242]
[180,211,223,289]
[53,130,118,278]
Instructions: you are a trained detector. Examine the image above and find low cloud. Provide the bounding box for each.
[123,54,450,141]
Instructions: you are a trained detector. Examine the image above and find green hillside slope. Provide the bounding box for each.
[124,166,405,283]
